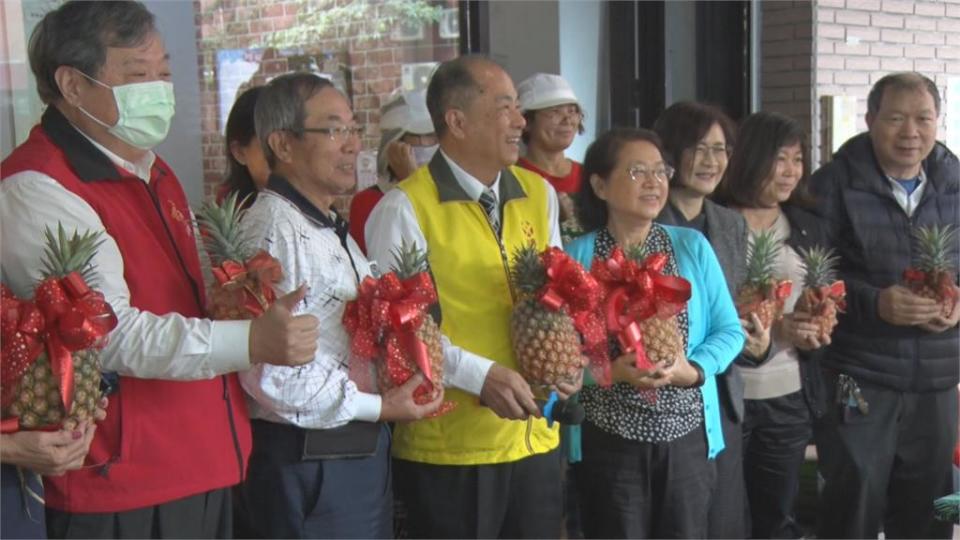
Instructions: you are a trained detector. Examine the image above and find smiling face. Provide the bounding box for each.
[458,63,526,170]
[525,103,581,152]
[756,141,803,208]
[285,87,360,197]
[867,86,938,179]
[676,122,729,197]
[590,140,669,225]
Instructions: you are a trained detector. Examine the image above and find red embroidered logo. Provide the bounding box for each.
[168,200,193,238]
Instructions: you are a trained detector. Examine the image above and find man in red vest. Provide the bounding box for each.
[0,2,318,537]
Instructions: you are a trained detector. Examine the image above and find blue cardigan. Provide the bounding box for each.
[565,226,744,459]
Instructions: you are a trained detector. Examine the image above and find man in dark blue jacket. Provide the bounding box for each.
[810,72,959,539]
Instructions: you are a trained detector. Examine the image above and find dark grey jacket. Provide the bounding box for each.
[658,199,749,421]
[810,133,959,392]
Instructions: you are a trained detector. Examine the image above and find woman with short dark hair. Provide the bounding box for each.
[566,127,744,538]
[714,111,827,539]
[653,101,761,539]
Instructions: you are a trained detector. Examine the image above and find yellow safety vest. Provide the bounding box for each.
[393,155,559,465]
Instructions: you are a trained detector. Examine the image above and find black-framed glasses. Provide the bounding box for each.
[628,164,674,183]
[296,125,364,143]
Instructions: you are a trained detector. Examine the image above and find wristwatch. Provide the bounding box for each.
[689,361,705,387]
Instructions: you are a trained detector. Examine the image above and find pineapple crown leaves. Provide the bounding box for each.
[798,245,840,288]
[744,229,783,288]
[195,192,257,266]
[509,243,547,297]
[911,224,958,274]
[389,238,430,279]
[40,223,105,286]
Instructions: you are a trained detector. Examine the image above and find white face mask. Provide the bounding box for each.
[411,144,439,167]
[76,71,176,150]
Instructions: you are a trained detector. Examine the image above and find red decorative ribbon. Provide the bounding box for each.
[211,250,282,317]
[904,268,959,304]
[342,271,439,386]
[1,286,45,396]
[772,280,793,301]
[811,281,846,313]
[592,248,691,372]
[31,273,117,416]
[537,247,606,353]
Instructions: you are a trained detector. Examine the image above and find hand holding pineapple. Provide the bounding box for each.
[609,351,701,389]
[892,224,960,332]
[378,373,446,422]
[791,245,846,347]
[0,423,96,476]
[740,312,772,359]
[777,311,830,351]
[736,230,792,328]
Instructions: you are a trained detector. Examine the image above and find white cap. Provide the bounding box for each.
[379,89,434,135]
[517,73,580,112]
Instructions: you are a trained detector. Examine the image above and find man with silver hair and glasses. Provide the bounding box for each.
[349,89,437,253]
[811,71,959,539]
[0,1,319,537]
[238,71,495,539]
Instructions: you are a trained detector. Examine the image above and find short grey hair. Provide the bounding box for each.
[867,72,941,117]
[29,1,157,104]
[254,72,334,168]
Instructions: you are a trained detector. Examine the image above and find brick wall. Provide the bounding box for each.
[192,0,457,204]
[813,0,959,164]
[761,1,816,152]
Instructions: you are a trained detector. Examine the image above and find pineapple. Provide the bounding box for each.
[795,246,845,339]
[196,192,280,319]
[3,224,106,430]
[905,224,958,318]
[383,239,447,407]
[624,245,685,369]
[509,245,586,386]
[736,229,792,329]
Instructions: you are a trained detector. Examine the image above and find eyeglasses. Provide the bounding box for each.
[539,105,582,124]
[296,125,364,143]
[628,164,674,183]
[693,143,731,161]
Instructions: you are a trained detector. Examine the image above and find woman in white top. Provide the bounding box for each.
[714,111,829,539]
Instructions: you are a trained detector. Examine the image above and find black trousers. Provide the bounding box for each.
[241,420,393,539]
[46,488,231,539]
[742,390,812,539]
[393,449,562,539]
[577,421,714,539]
[707,401,746,539]
[814,370,958,539]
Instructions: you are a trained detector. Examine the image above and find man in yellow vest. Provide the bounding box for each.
[365,55,576,538]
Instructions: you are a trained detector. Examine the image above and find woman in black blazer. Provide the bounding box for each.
[654,102,767,539]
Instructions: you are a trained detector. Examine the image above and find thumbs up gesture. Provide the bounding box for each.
[249,284,320,366]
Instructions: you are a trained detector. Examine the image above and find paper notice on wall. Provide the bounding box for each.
[947,77,960,154]
[828,95,859,154]
[356,150,379,192]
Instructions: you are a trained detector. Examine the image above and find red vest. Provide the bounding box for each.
[2,115,252,512]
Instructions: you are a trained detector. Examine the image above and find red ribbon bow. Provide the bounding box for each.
[1,286,45,397]
[903,268,959,303]
[211,250,282,317]
[592,248,691,373]
[812,281,847,312]
[343,272,439,387]
[31,272,118,417]
[537,248,607,357]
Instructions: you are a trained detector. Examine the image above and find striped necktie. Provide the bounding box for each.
[479,187,501,236]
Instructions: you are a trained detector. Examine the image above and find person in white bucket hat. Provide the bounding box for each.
[516,73,585,240]
[348,89,437,253]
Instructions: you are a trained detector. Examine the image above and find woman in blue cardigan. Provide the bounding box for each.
[566,128,744,539]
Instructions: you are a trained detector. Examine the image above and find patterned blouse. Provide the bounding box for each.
[579,224,705,443]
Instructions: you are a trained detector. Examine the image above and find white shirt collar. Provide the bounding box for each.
[884,167,927,217]
[439,149,501,202]
[73,126,156,182]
